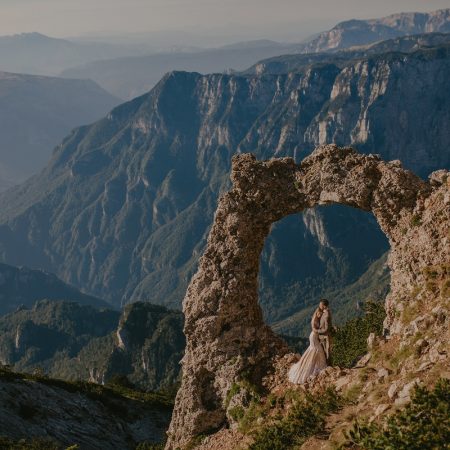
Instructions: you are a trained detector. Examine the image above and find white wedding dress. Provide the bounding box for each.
[288,319,327,384]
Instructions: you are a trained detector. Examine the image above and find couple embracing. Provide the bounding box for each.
[288,299,332,385]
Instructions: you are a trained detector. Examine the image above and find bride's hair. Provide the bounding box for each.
[314,307,322,319]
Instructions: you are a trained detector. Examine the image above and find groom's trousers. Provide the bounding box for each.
[319,334,332,364]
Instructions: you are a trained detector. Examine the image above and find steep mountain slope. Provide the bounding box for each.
[61,41,301,99]
[0,72,120,185]
[0,367,172,449]
[297,8,450,53]
[0,262,109,315]
[0,300,185,391]
[0,43,449,334]
[0,32,152,76]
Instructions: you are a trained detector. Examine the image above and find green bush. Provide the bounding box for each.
[343,378,450,449]
[248,388,342,450]
[332,301,385,368]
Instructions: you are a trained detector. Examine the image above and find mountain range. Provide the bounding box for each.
[0,29,449,336]
[0,71,119,188]
[61,40,301,99]
[60,9,450,99]
[0,32,155,76]
[298,8,450,53]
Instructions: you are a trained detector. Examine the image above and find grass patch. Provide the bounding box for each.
[245,388,343,450]
[343,378,450,449]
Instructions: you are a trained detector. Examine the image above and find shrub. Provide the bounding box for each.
[0,437,61,449]
[343,378,450,449]
[332,301,385,368]
[248,388,342,450]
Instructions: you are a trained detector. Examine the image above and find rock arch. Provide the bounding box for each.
[166,145,448,449]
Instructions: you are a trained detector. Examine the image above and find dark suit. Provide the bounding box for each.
[318,309,332,364]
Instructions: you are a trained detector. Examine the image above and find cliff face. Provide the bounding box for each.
[0,44,448,332]
[165,146,449,449]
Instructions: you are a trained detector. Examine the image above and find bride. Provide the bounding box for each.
[288,308,327,384]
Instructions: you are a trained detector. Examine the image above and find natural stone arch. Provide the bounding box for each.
[166,145,447,449]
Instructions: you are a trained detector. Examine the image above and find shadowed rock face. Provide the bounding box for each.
[166,145,449,449]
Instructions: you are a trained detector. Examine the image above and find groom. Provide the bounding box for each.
[318,299,333,365]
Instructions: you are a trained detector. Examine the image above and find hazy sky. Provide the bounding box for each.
[1,0,449,41]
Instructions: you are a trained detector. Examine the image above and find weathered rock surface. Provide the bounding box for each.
[0,372,171,449]
[166,145,449,449]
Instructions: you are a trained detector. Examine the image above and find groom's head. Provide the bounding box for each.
[319,299,329,311]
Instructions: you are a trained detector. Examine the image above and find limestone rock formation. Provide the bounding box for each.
[166,145,449,449]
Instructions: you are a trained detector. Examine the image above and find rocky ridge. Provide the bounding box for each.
[166,146,449,449]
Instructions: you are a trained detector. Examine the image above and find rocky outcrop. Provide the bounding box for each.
[0,370,172,449]
[166,146,449,449]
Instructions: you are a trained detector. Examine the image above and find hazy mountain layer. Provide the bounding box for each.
[0,71,120,185]
[0,42,448,333]
[60,9,450,100]
[0,32,154,76]
[0,262,109,315]
[0,300,185,391]
[61,41,301,99]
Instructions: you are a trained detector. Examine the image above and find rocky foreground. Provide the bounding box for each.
[0,368,172,449]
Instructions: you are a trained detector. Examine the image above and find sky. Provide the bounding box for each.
[1,0,449,42]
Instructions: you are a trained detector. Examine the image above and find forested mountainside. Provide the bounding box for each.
[0,41,449,335]
[0,71,120,186]
[0,262,108,315]
[0,300,185,391]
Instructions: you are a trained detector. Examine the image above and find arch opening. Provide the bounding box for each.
[259,204,390,338]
